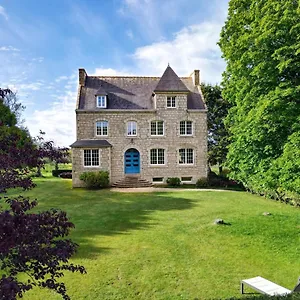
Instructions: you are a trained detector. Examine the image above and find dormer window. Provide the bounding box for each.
[97,96,107,108]
[166,96,176,108]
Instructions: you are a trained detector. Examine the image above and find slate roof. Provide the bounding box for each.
[78,66,206,110]
[154,65,190,93]
[70,140,112,148]
[95,86,107,95]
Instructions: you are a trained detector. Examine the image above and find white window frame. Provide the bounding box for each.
[150,120,164,136]
[150,148,165,165]
[166,96,176,108]
[180,120,193,136]
[127,121,137,136]
[83,149,100,167]
[178,148,194,165]
[96,121,108,136]
[96,95,107,108]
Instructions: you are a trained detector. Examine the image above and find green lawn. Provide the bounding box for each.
[7,178,300,300]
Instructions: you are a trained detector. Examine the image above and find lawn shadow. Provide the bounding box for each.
[70,192,196,259]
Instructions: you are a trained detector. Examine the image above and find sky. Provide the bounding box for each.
[0,0,229,147]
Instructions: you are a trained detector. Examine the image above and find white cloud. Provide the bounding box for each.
[133,22,226,83]
[0,46,20,51]
[0,5,8,20]
[93,68,133,76]
[24,74,78,147]
[25,89,77,147]
[55,75,69,82]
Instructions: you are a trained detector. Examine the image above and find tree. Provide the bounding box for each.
[201,83,230,174]
[0,89,86,299]
[2,90,25,126]
[219,0,300,200]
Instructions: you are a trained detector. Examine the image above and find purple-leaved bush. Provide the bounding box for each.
[0,89,86,300]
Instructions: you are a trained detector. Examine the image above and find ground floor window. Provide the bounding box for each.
[150,148,165,165]
[84,149,99,166]
[179,148,194,164]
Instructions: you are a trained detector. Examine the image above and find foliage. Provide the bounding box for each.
[195,177,209,188]
[53,169,73,177]
[166,177,181,187]
[2,90,25,126]
[0,88,86,299]
[0,196,86,300]
[59,172,72,179]
[80,171,109,189]
[201,83,230,173]
[196,172,244,190]
[219,0,300,201]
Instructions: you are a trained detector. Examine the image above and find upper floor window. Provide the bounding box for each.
[166,96,176,108]
[180,120,193,135]
[150,148,165,165]
[96,121,108,136]
[84,149,99,167]
[179,148,194,164]
[127,121,137,136]
[97,96,107,108]
[151,121,164,136]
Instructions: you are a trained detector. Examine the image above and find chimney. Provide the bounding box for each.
[190,69,200,86]
[79,68,87,86]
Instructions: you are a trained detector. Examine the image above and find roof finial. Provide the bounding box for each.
[168,62,170,67]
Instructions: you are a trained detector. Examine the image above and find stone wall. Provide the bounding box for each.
[72,93,207,187]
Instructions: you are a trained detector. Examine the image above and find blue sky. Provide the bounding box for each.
[0,0,228,146]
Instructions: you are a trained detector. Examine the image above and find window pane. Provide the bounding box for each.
[84,150,91,166]
[187,149,194,164]
[180,121,185,135]
[157,121,163,135]
[91,149,99,166]
[157,149,164,164]
[186,121,192,135]
[179,149,185,164]
[151,122,156,135]
[150,149,156,164]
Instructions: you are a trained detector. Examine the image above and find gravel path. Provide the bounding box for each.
[110,187,229,193]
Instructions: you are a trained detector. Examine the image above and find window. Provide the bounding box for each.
[84,149,99,166]
[97,96,107,108]
[166,96,176,108]
[153,177,164,183]
[96,121,108,136]
[180,121,193,135]
[150,149,165,165]
[181,176,193,182]
[127,121,137,136]
[151,121,164,136]
[179,148,194,164]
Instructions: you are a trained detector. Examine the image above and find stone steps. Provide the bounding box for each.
[112,177,153,188]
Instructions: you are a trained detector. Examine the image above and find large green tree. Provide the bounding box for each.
[219,0,300,200]
[201,83,230,174]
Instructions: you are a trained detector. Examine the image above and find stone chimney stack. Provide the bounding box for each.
[190,69,200,86]
[79,68,87,86]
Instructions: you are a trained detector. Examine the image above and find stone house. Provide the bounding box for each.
[71,65,207,187]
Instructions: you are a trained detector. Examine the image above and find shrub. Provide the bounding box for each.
[52,169,72,177]
[79,171,109,189]
[59,172,72,179]
[196,177,209,188]
[166,177,181,187]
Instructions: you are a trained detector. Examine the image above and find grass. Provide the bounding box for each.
[5,176,300,300]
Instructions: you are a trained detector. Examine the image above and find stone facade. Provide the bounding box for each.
[71,67,207,187]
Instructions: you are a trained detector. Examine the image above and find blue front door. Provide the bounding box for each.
[124,148,140,174]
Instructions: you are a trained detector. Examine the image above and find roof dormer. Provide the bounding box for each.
[95,86,107,108]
